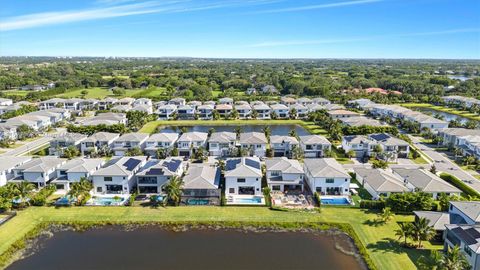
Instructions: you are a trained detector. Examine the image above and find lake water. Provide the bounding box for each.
[159,124,310,136]
[8,227,365,270]
[448,75,472,82]
[414,107,473,125]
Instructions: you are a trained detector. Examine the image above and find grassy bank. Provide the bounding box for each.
[0,207,434,270]
[139,119,328,135]
[402,103,480,121]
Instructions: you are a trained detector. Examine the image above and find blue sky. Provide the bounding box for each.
[0,0,479,59]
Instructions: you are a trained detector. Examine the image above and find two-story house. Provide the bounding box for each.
[197,104,214,120]
[112,133,149,156]
[49,133,87,156]
[266,157,304,192]
[51,158,105,191]
[177,105,196,120]
[136,157,185,194]
[156,104,177,120]
[270,135,299,157]
[176,132,208,157]
[0,156,32,187]
[92,156,148,194]
[225,157,263,196]
[299,135,332,158]
[208,131,237,156]
[80,132,120,155]
[143,132,179,157]
[181,163,221,205]
[239,132,268,157]
[270,103,290,119]
[235,103,252,119]
[304,158,351,195]
[12,157,67,188]
[252,103,271,119]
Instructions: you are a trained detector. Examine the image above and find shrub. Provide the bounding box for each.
[30,185,56,206]
[359,200,385,210]
[314,192,321,207]
[439,173,480,198]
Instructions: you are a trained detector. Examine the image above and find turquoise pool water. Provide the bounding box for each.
[186,198,210,205]
[234,197,263,204]
[320,197,350,205]
[88,196,128,206]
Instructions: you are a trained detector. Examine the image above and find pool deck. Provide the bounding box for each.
[226,195,265,206]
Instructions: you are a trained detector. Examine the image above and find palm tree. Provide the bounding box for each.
[262,126,271,143]
[68,178,93,206]
[234,127,243,139]
[13,181,35,207]
[437,246,470,270]
[395,222,413,246]
[164,176,183,206]
[378,207,394,223]
[215,159,226,172]
[411,217,436,248]
[288,129,298,138]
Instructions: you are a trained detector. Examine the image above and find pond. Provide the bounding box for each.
[8,226,366,270]
[159,124,310,136]
[413,107,474,125]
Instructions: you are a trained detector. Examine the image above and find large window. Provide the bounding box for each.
[237,178,246,183]
[326,178,334,184]
[104,177,113,182]
[271,171,280,176]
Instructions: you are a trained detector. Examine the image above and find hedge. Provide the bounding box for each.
[359,200,385,210]
[439,173,480,198]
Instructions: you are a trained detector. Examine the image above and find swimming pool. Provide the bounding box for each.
[186,198,210,205]
[320,197,351,205]
[55,196,75,206]
[87,196,129,206]
[228,196,264,205]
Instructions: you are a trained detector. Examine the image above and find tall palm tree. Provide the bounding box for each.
[215,159,226,172]
[438,246,470,270]
[13,181,35,207]
[164,176,183,206]
[234,127,243,139]
[395,222,413,246]
[262,126,271,143]
[411,217,436,248]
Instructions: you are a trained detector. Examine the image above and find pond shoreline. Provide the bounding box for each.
[2,221,373,270]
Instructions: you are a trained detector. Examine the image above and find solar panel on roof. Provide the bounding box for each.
[226,159,241,171]
[164,159,181,172]
[146,168,164,175]
[123,158,141,171]
[370,133,390,141]
[245,158,260,170]
[466,228,480,239]
[452,227,478,245]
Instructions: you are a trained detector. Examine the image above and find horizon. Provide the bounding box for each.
[1,0,479,59]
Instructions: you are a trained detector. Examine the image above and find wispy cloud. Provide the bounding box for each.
[248,28,480,47]
[0,0,280,32]
[253,0,383,14]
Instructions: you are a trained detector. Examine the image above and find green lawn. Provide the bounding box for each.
[55,87,141,99]
[0,206,434,270]
[1,90,30,97]
[131,87,166,98]
[139,119,327,134]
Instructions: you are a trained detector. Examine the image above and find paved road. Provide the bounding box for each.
[409,135,480,193]
[0,128,66,157]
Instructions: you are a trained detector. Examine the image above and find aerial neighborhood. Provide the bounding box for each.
[1,87,480,269]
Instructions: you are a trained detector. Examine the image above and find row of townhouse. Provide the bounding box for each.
[79,112,127,126]
[442,95,480,108]
[412,201,480,270]
[156,98,339,120]
[341,133,410,161]
[354,167,461,199]
[38,97,153,112]
[55,129,331,159]
[437,128,480,159]
[350,99,449,130]
[0,108,71,140]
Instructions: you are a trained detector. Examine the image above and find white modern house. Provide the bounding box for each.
[177,131,208,157]
[0,156,32,187]
[143,132,179,157]
[270,103,290,119]
[49,133,87,156]
[136,157,185,194]
[12,157,67,188]
[266,157,304,192]
[92,156,148,194]
[208,131,237,156]
[182,163,221,205]
[197,104,214,120]
[112,133,149,156]
[304,158,351,195]
[299,135,332,158]
[80,132,120,155]
[342,133,410,161]
[235,103,252,119]
[252,103,271,119]
[51,158,105,191]
[157,104,177,120]
[177,105,196,120]
[225,157,263,196]
[215,104,233,118]
[239,132,268,157]
[270,135,299,157]
[289,103,309,119]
